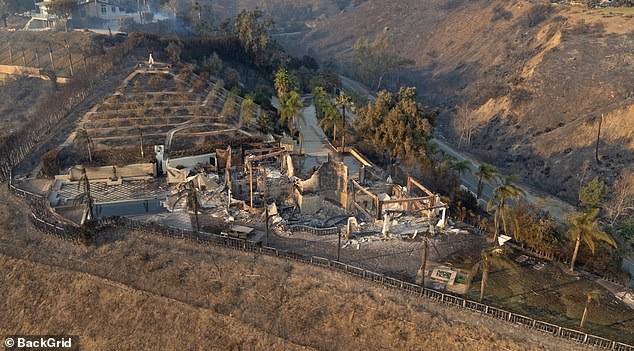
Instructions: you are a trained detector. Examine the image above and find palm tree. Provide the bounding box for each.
[450,159,472,179]
[312,86,330,119]
[417,234,429,287]
[434,151,457,178]
[279,90,304,135]
[567,208,616,272]
[580,290,602,328]
[335,92,351,150]
[474,163,499,199]
[318,105,342,141]
[73,167,93,225]
[488,175,526,244]
[274,68,291,98]
[476,247,518,301]
[416,232,439,287]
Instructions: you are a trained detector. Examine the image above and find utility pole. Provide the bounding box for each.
[139,128,144,158]
[341,101,345,152]
[21,49,26,66]
[8,44,13,64]
[48,44,55,71]
[137,0,142,24]
[265,203,269,246]
[82,52,88,74]
[261,165,271,247]
[64,40,73,77]
[418,232,428,287]
[337,229,342,261]
[595,113,603,164]
[35,48,40,67]
[193,187,200,233]
[225,145,232,191]
[248,161,253,208]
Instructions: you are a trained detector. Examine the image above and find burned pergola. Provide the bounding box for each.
[349,176,447,225]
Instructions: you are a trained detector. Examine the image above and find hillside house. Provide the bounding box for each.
[31,0,138,29]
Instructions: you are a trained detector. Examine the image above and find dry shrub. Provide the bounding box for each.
[192,77,207,93]
[526,3,552,27]
[40,149,60,177]
[149,75,162,89]
[492,5,513,22]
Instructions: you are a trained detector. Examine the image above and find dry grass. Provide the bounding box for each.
[0,77,52,139]
[0,186,617,351]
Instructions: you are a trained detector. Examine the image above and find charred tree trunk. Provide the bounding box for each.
[595,113,603,164]
[49,45,56,71]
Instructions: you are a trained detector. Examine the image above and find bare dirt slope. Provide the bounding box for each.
[272,0,634,202]
[0,187,598,351]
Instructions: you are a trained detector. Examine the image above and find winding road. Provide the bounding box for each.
[338,75,575,221]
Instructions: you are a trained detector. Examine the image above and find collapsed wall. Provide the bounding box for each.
[294,160,349,214]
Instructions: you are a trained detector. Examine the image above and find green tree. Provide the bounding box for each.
[202,52,223,76]
[450,159,472,179]
[474,163,499,199]
[318,105,341,142]
[240,95,256,127]
[256,112,271,134]
[274,68,291,98]
[278,90,304,134]
[509,202,562,259]
[434,151,456,179]
[165,39,184,63]
[488,175,526,243]
[47,0,78,32]
[290,66,314,94]
[335,92,351,149]
[475,247,518,301]
[222,88,238,122]
[567,208,616,272]
[354,87,436,163]
[234,8,272,66]
[312,86,329,119]
[313,70,341,94]
[579,176,605,211]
